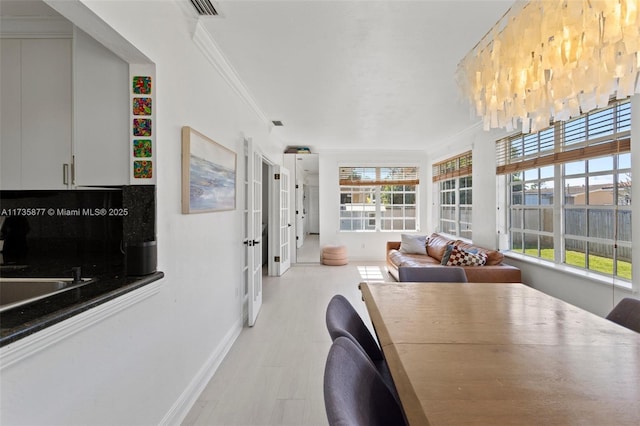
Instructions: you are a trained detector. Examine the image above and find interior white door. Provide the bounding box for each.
[276,166,291,275]
[246,138,263,326]
[295,178,305,248]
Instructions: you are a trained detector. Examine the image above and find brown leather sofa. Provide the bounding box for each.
[386,233,521,282]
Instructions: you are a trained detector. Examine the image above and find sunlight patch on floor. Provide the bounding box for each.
[356,265,385,281]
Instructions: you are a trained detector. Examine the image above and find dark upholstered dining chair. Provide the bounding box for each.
[398,266,468,282]
[325,294,396,395]
[606,298,640,333]
[323,336,407,426]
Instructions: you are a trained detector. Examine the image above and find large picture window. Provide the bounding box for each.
[499,99,632,281]
[433,152,472,238]
[339,166,419,232]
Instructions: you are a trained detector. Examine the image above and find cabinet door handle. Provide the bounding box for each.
[63,163,69,185]
[71,155,76,185]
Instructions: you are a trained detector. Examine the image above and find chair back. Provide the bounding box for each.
[323,337,407,426]
[606,298,640,333]
[398,266,468,283]
[325,294,383,361]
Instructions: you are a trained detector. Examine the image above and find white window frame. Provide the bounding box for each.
[339,166,419,232]
[433,151,473,238]
[501,99,632,282]
[437,176,472,238]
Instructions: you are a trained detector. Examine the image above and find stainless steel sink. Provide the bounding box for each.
[0,277,95,313]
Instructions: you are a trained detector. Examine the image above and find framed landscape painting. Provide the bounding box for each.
[182,126,236,213]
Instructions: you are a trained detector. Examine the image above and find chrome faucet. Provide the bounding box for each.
[71,266,82,283]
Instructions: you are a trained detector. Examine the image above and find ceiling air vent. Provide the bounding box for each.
[190,0,219,16]
[272,121,284,126]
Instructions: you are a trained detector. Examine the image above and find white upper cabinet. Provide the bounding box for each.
[1,38,72,190]
[1,39,22,189]
[73,28,129,187]
[0,25,130,190]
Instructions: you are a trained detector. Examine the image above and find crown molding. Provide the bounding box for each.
[192,20,270,126]
[0,16,72,38]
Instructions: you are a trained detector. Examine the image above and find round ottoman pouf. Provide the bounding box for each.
[322,245,348,266]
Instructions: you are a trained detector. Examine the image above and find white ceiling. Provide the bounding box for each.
[204,1,514,152]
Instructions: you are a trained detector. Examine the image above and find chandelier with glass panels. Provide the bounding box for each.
[456,0,640,133]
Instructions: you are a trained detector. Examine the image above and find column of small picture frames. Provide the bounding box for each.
[131,68,155,184]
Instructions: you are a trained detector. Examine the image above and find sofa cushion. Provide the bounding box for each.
[388,250,440,267]
[455,240,504,266]
[446,246,488,266]
[426,233,455,262]
[399,234,427,255]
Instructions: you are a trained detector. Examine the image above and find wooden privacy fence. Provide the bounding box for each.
[520,209,632,262]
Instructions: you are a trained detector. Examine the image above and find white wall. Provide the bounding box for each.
[319,149,428,261]
[0,1,283,424]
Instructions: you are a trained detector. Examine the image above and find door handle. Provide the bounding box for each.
[288,224,292,227]
[252,240,261,245]
[244,240,252,246]
[71,155,76,185]
[63,164,69,185]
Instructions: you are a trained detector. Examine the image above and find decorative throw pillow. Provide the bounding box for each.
[440,244,455,265]
[399,234,427,255]
[441,244,478,265]
[446,245,488,266]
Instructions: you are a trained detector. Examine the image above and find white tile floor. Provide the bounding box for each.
[181,262,394,426]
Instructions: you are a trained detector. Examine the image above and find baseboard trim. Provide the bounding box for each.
[161,318,243,425]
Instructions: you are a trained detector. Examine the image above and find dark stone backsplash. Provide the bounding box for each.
[0,186,156,277]
[122,185,156,243]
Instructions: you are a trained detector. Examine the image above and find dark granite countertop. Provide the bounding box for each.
[0,269,164,347]
[0,186,160,347]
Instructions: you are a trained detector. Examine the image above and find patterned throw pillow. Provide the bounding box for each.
[446,245,488,266]
[440,244,455,265]
[441,244,479,265]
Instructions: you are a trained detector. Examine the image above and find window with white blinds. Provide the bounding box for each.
[432,152,473,238]
[496,100,631,175]
[339,167,419,231]
[499,99,632,282]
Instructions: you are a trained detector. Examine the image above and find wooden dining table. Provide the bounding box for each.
[360,282,640,425]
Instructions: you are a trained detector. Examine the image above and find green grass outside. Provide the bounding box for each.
[523,248,632,280]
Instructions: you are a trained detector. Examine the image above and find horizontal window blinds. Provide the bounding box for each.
[339,167,419,186]
[432,151,472,182]
[496,100,631,175]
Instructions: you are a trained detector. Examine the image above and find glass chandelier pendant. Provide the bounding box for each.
[456,0,640,133]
